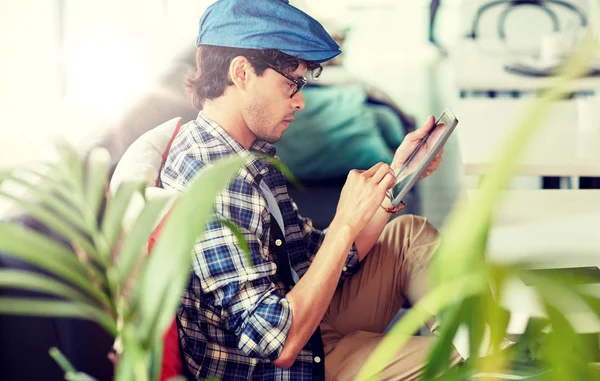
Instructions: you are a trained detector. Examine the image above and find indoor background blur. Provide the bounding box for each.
[1,0,598,228]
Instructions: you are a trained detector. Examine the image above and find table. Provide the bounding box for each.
[455,98,600,178]
[468,189,600,334]
[452,40,600,97]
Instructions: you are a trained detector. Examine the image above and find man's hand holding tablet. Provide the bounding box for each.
[382,109,459,212]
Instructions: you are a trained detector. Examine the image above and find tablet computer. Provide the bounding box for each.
[387,109,459,206]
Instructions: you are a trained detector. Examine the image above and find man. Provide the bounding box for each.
[160,0,449,379]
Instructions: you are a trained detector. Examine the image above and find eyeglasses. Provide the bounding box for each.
[248,57,323,99]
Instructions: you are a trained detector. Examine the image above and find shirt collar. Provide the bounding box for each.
[195,111,276,178]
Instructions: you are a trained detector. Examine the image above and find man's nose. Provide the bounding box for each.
[291,90,305,111]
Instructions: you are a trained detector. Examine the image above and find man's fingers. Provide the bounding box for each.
[363,162,385,177]
[372,163,395,185]
[379,172,396,190]
[410,115,436,140]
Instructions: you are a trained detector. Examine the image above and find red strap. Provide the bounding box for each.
[148,214,185,381]
[156,119,183,187]
[149,118,185,379]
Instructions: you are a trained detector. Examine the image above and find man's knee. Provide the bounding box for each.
[384,214,440,265]
[388,214,439,242]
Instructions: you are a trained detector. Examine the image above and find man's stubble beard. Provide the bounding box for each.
[245,95,283,144]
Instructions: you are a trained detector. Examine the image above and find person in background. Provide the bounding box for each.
[159,0,454,379]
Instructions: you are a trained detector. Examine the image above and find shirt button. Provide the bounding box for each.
[314,356,321,363]
[275,239,282,246]
[342,266,348,272]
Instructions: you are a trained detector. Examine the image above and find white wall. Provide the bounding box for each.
[0,0,213,168]
[1,0,597,169]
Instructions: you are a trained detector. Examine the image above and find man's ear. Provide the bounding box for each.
[229,56,251,91]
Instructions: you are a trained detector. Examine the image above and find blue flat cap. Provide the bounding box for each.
[196,0,341,63]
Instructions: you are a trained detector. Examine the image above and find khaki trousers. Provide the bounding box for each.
[320,215,460,381]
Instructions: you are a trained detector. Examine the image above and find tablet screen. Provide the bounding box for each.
[388,109,458,206]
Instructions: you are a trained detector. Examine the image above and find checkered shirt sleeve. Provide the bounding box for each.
[187,174,292,361]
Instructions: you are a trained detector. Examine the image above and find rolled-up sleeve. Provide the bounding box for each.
[191,177,291,361]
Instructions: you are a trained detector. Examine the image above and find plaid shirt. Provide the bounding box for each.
[160,112,360,380]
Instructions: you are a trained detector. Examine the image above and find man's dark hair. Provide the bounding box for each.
[185,45,321,109]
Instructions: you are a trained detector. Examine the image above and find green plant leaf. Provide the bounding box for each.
[118,325,150,381]
[85,148,111,225]
[0,269,99,306]
[542,303,596,381]
[216,218,252,266]
[149,339,164,381]
[0,171,88,235]
[50,348,99,381]
[49,346,77,373]
[0,223,109,307]
[114,345,136,381]
[115,197,171,287]
[55,140,85,190]
[0,298,116,336]
[101,181,146,252]
[15,165,79,205]
[0,190,99,258]
[65,372,99,381]
[423,298,470,379]
[132,156,244,346]
[465,296,486,362]
[487,266,513,351]
[523,268,599,380]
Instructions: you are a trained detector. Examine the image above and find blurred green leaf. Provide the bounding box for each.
[14,165,78,204]
[149,339,164,381]
[115,197,170,287]
[101,181,146,252]
[0,223,108,307]
[133,156,244,345]
[85,148,111,226]
[119,325,149,381]
[0,191,99,258]
[55,140,85,190]
[572,290,600,319]
[217,218,252,266]
[0,269,99,306]
[465,296,486,363]
[487,266,512,351]
[49,346,77,373]
[114,345,136,381]
[523,268,599,380]
[65,372,98,381]
[0,298,116,336]
[542,303,596,381]
[0,171,88,235]
[423,298,470,379]
[50,348,99,381]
